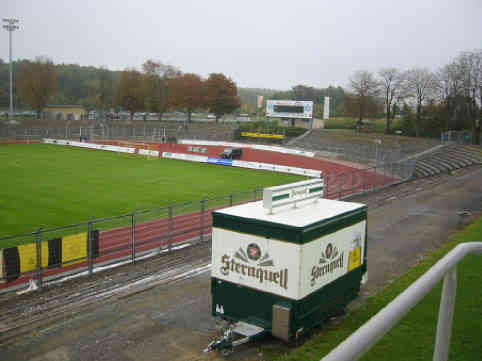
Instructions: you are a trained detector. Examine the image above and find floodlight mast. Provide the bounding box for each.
[2,18,20,122]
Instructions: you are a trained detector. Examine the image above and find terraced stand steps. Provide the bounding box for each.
[413,145,482,178]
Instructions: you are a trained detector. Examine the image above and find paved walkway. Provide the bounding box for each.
[1,166,481,361]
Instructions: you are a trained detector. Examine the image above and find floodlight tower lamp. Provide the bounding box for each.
[2,18,20,122]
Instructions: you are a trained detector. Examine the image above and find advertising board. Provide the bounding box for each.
[138,149,160,157]
[43,139,136,154]
[241,132,284,140]
[298,221,366,299]
[266,100,313,119]
[212,228,300,299]
[207,157,233,166]
[162,152,208,162]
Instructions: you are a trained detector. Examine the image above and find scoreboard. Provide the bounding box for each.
[266,100,313,119]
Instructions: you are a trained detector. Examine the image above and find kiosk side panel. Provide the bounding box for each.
[211,278,292,330]
[291,267,364,333]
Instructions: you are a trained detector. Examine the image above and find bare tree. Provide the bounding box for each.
[378,68,405,133]
[17,56,57,118]
[348,70,380,129]
[434,51,481,143]
[455,50,481,144]
[436,62,465,130]
[405,68,437,137]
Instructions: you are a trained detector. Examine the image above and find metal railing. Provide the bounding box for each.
[0,188,263,292]
[321,242,482,361]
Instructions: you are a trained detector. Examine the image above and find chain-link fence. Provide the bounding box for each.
[440,130,474,145]
[0,123,235,143]
[0,157,415,293]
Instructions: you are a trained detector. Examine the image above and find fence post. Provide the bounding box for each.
[326,173,330,198]
[88,221,93,276]
[167,206,173,252]
[229,194,233,207]
[339,173,343,199]
[200,200,205,243]
[433,267,457,361]
[352,170,356,194]
[35,228,43,290]
[373,165,377,190]
[131,213,136,264]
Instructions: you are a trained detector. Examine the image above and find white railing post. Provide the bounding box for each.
[433,266,457,361]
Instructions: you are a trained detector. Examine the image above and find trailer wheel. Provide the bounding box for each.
[221,348,234,356]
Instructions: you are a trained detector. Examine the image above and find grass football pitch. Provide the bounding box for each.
[0,144,303,243]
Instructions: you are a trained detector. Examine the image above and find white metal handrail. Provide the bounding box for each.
[321,242,482,361]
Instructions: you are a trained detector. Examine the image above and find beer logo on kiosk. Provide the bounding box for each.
[311,242,345,287]
[219,243,288,290]
[247,243,261,261]
[320,243,337,263]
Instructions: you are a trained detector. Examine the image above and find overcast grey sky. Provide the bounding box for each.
[2,0,481,90]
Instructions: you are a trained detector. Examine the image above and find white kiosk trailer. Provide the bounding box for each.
[205,179,367,353]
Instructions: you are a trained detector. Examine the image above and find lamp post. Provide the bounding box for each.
[374,138,382,167]
[2,18,19,122]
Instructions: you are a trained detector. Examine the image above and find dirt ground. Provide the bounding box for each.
[1,165,481,361]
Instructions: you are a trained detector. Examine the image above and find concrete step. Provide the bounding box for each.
[425,154,459,171]
[416,160,441,175]
[456,145,482,162]
[448,149,481,164]
[439,153,473,167]
[414,167,432,178]
[420,158,451,173]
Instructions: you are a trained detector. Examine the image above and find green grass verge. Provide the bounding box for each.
[325,117,401,133]
[0,144,303,245]
[263,216,482,361]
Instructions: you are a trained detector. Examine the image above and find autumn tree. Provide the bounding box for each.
[142,59,180,121]
[17,56,57,118]
[348,70,381,129]
[97,66,114,119]
[169,73,204,122]
[205,73,240,122]
[115,68,144,121]
[378,68,406,134]
[405,68,437,137]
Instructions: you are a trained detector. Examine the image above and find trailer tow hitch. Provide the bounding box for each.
[204,328,235,354]
[204,321,265,354]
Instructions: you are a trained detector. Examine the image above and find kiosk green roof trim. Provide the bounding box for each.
[212,199,367,244]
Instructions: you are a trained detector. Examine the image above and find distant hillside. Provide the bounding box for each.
[237,87,279,105]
